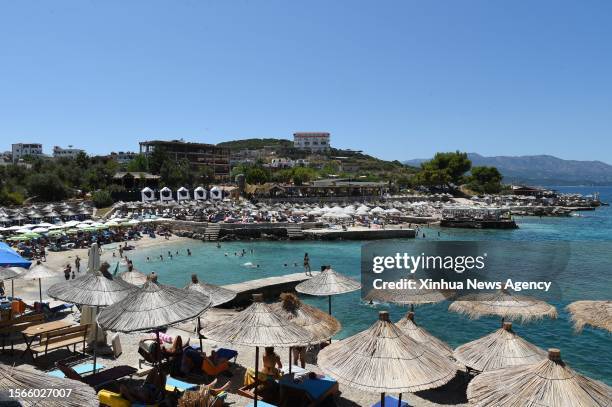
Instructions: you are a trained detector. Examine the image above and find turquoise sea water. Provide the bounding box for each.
[125,186,612,385]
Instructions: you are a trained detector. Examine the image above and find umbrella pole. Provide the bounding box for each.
[398,393,402,406]
[197,317,203,350]
[381,392,385,407]
[254,346,259,407]
[288,347,292,373]
[93,305,98,373]
[156,330,162,374]
[328,295,332,315]
[38,278,42,303]
[11,279,14,298]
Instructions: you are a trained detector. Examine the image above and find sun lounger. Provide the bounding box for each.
[278,374,339,406]
[47,362,105,378]
[371,395,410,407]
[165,376,198,392]
[246,402,277,407]
[56,362,137,390]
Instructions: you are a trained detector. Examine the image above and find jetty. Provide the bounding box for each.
[222,272,319,306]
[304,226,416,240]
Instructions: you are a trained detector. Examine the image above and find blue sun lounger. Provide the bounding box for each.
[371,395,411,407]
[47,363,105,378]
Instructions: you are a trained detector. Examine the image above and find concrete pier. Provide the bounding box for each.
[304,226,416,240]
[222,272,319,307]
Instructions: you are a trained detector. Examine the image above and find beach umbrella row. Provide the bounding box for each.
[295,266,361,314]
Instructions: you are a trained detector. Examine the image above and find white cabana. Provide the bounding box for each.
[209,186,222,200]
[141,187,156,203]
[177,187,190,202]
[159,187,173,203]
[194,186,207,200]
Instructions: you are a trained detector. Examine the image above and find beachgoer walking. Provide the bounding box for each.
[0,281,5,297]
[303,253,311,276]
[64,264,71,280]
[75,255,81,272]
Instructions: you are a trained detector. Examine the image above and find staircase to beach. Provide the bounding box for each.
[204,223,221,241]
[285,224,304,240]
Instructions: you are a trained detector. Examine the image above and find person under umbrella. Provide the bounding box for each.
[201,293,312,407]
[295,265,360,314]
[185,274,237,349]
[47,261,135,372]
[318,311,457,407]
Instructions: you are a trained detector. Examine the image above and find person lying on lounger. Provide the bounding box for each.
[180,347,230,377]
[119,368,165,404]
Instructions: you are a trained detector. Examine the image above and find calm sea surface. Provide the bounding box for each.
[124,186,612,384]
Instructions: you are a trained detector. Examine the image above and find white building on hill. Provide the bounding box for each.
[293,132,330,152]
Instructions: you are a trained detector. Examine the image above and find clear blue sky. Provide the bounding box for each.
[1,1,611,163]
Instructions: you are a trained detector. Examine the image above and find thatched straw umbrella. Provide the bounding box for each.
[467,348,612,406]
[271,292,342,372]
[185,274,237,349]
[0,364,98,406]
[47,268,135,372]
[454,321,547,372]
[566,300,612,333]
[201,293,312,407]
[449,290,557,323]
[396,311,453,358]
[118,268,148,287]
[0,266,25,297]
[295,266,361,314]
[19,261,58,302]
[318,311,457,407]
[98,278,211,371]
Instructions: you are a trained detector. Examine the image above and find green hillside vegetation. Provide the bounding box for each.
[216,138,293,150]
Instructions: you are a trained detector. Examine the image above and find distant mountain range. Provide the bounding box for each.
[404,153,612,186]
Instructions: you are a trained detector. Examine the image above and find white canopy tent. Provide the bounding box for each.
[141,187,156,203]
[159,187,173,203]
[177,187,190,202]
[194,186,207,200]
[209,186,222,200]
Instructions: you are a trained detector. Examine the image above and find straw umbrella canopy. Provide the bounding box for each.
[19,261,59,302]
[0,364,98,407]
[467,348,612,407]
[396,311,453,358]
[566,300,612,333]
[318,311,457,407]
[118,268,148,287]
[270,292,341,342]
[201,293,313,407]
[185,274,237,348]
[47,269,135,372]
[453,321,547,372]
[0,266,25,297]
[449,290,557,323]
[97,279,212,333]
[364,276,455,313]
[87,243,101,273]
[295,267,361,314]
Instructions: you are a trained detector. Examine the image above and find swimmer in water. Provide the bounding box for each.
[146,257,150,262]
[187,249,191,256]
[159,255,163,261]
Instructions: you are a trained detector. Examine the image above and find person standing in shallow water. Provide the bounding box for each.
[303,253,311,276]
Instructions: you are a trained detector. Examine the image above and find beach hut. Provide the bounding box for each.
[449,290,557,323]
[177,186,190,202]
[18,261,58,302]
[0,364,98,407]
[209,186,222,200]
[318,311,457,407]
[159,187,173,203]
[47,270,135,372]
[467,348,612,406]
[201,293,312,407]
[454,321,547,372]
[395,311,453,358]
[295,266,361,314]
[185,274,237,348]
[194,186,207,200]
[566,300,612,333]
[141,187,156,203]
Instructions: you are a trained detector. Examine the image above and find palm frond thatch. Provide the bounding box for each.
[467,349,612,406]
[47,272,135,306]
[453,322,547,372]
[364,280,454,305]
[295,268,360,296]
[566,300,612,333]
[0,267,22,280]
[201,294,313,347]
[185,275,236,307]
[270,293,341,342]
[97,280,211,333]
[395,311,453,358]
[0,364,98,407]
[20,262,58,279]
[118,269,148,287]
[318,311,457,393]
[449,290,557,323]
